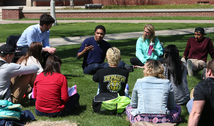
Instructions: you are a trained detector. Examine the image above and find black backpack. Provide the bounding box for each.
[0,60,6,67]
[92,93,119,115]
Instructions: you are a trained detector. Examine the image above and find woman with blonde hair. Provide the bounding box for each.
[93,47,129,96]
[130,24,163,67]
[126,60,181,124]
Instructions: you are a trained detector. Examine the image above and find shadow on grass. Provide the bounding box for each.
[64,74,84,79]
[56,46,80,59]
[21,100,36,107]
[71,105,87,115]
[180,105,188,123]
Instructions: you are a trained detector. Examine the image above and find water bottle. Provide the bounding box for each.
[148,42,154,56]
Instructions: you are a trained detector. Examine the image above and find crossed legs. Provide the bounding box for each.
[10,73,37,104]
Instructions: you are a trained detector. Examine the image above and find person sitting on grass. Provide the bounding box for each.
[130,24,163,68]
[0,44,39,104]
[17,42,43,75]
[188,59,214,126]
[126,60,181,124]
[93,47,130,97]
[77,25,133,75]
[15,42,44,99]
[163,45,190,105]
[181,27,214,76]
[34,55,79,117]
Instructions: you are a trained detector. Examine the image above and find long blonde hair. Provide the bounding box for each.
[144,60,165,79]
[142,24,156,44]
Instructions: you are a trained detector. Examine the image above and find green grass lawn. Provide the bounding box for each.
[55,16,214,20]
[21,32,214,126]
[1,23,214,43]
[20,16,214,20]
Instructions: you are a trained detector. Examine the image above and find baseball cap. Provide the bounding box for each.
[0,44,16,54]
[195,27,206,35]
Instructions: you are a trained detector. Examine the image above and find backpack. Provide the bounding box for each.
[0,60,6,67]
[0,100,22,120]
[92,93,130,114]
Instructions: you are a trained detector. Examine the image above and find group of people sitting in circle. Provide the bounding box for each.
[0,13,213,126]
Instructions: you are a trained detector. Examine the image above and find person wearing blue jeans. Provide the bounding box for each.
[77,25,127,75]
[83,61,125,75]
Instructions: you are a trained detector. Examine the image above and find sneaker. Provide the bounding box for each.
[187,60,193,76]
[181,57,186,64]
[28,92,33,99]
[124,64,134,72]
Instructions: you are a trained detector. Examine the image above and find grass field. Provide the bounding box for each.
[20,30,214,125]
[2,22,213,125]
[20,16,214,21]
[1,23,214,43]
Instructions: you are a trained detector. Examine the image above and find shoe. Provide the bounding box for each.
[28,92,33,99]
[181,57,186,64]
[133,65,144,68]
[187,60,193,76]
[124,64,133,72]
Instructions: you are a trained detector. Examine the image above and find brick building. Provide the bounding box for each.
[0,0,213,6]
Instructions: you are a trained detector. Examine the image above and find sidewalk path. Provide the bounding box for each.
[48,27,214,47]
[0,20,214,47]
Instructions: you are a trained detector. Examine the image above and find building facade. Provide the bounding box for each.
[0,0,213,6]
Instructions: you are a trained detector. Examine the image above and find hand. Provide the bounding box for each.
[77,44,94,59]
[44,47,57,54]
[84,44,94,53]
[151,48,155,52]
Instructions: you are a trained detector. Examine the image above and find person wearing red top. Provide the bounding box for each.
[182,27,214,76]
[34,55,79,117]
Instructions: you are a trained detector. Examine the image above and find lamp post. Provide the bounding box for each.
[50,0,57,26]
[70,0,74,8]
